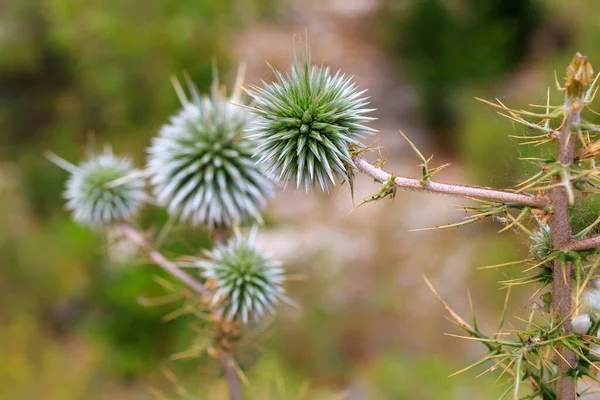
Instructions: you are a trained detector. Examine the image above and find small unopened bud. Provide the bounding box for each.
[565,53,594,103]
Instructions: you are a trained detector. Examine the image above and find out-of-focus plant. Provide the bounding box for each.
[375,0,546,149]
[245,47,600,399]
[49,71,292,400]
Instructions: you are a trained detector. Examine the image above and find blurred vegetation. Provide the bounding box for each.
[376,0,550,150]
[3,0,600,398]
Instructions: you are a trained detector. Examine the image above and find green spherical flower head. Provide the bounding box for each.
[192,228,293,324]
[147,73,274,229]
[531,224,552,260]
[58,150,145,228]
[246,54,375,191]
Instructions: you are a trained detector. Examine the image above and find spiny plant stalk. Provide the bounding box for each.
[248,49,600,399]
[549,63,587,400]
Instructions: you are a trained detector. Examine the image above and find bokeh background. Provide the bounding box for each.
[1,0,599,398]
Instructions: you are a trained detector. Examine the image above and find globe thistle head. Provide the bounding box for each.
[48,149,145,228]
[191,227,292,324]
[147,71,274,230]
[531,224,552,260]
[245,53,376,192]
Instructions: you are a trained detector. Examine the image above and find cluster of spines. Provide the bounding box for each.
[191,227,292,324]
[245,54,375,192]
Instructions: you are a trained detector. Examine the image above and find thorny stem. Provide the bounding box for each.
[564,234,600,252]
[116,223,242,400]
[550,107,581,400]
[352,155,548,208]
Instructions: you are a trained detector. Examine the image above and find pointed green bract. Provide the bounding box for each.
[191,228,293,324]
[246,54,375,192]
[64,150,145,228]
[147,74,274,229]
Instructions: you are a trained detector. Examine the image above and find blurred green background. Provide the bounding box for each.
[1,0,600,398]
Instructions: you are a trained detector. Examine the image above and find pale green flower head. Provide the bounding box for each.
[190,227,294,324]
[49,149,146,229]
[246,52,376,192]
[147,72,274,229]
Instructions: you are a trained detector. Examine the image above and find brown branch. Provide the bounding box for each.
[549,106,582,400]
[564,235,600,252]
[352,155,548,208]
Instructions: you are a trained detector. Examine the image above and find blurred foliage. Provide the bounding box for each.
[0,0,274,394]
[376,0,548,150]
[451,1,600,189]
[0,0,274,218]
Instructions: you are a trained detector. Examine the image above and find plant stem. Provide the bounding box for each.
[564,235,600,251]
[219,352,243,400]
[549,107,581,400]
[117,223,242,400]
[116,223,210,296]
[352,156,548,208]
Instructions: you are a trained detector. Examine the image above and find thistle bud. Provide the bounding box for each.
[246,53,375,192]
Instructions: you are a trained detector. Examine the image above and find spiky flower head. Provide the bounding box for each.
[48,149,145,228]
[191,227,292,324]
[246,53,375,191]
[147,72,274,230]
[531,224,552,260]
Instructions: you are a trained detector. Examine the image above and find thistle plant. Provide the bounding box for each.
[245,52,375,191]
[190,227,292,324]
[46,38,600,399]
[245,50,600,399]
[47,148,145,228]
[147,71,273,229]
[48,71,292,400]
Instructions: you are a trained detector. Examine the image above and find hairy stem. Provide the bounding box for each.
[549,107,581,400]
[352,156,548,208]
